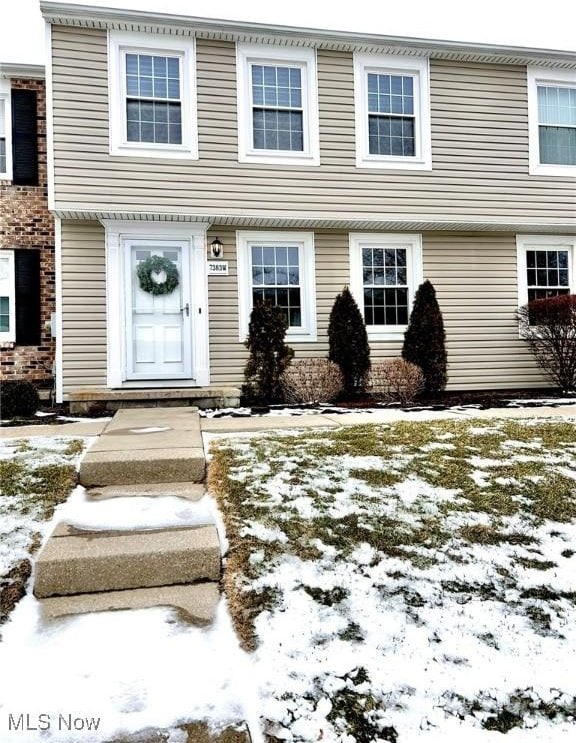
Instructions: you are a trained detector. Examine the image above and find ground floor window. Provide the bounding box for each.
[236,231,317,342]
[0,251,15,342]
[516,235,576,309]
[349,233,423,341]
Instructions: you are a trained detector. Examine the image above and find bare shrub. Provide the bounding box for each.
[517,295,576,393]
[366,358,425,404]
[281,358,344,404]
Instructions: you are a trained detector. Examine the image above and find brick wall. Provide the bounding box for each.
[0,78,55,385]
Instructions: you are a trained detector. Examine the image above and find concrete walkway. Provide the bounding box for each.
[200,403,576,434]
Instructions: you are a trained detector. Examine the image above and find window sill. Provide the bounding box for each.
[367,327,407,342]
[239,150,320,167]
[110,143,198,160]
[529,163,576,178]
[356,156,432,171]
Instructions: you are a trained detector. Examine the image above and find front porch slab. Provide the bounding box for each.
[67,386,241,413]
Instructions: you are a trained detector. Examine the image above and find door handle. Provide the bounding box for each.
[180,303,190,316]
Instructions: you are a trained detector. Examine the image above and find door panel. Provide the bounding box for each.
[126,242,192,380]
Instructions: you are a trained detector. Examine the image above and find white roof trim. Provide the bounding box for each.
[0,63,45,80]
[50,209,576,234]
[39,2,576,68]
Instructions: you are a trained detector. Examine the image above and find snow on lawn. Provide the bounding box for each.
[210,417,576,742]
[0,436,91,611]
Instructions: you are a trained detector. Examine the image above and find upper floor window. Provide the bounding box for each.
[0,81,12,180]
[236,231,317,342]
[349,234,423,340]
[528,67,576,177]
[109,31,197,159]
[354,54,431,170]
[236,44,320,166]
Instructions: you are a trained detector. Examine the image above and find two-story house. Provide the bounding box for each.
[0,63,55,390]
[40,2,576,409]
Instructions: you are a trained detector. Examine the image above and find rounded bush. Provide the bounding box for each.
[366,358,424,405]
[282,358,344,404]
[0,380,40,419]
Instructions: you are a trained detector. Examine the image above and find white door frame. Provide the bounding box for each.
[102,219,211,387]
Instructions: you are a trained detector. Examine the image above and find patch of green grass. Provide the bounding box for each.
[64,439,84,456]
[303,586,348,606]
[458,523,536,546]
[0,460,26,497]
[515,557,557,570]
[349,468,402,488]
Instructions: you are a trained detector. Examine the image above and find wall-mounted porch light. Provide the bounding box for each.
[210,237,224,259]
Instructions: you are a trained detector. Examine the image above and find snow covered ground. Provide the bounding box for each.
[211,417,576,742]
[0,435,259,743]
[2,418,575,742]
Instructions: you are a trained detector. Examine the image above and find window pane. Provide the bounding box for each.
[126,100,182,144]
[368,73,415,116]
[539,125,576,165]
[526,250,570,289]
[369,115,415,156]
[0,296,9,332]
[0,138,5,174]
[250,246,302,328]
[538,85,576,126]
[363,286,409,326]
[253,109,303,152]
[251,63,304,152]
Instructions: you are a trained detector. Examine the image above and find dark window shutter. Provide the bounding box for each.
[11,89,38,186]
[15,250,41,346]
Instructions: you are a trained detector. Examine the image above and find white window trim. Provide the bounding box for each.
[0,79,13,180]
[527,67,576,177]
[349,233,423,341]
[236,43,320,166]
[0,250,16,343]
[102,220,210,387]
[108,31,198,160]
[516,234,576,310]
[354,53,432,171]
[236,230,317,342]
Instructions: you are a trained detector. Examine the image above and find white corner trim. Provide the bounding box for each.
[527,67,576,178]
[102,219,211,388]
[353,52,432,171]
[108,30,198,160]
[54,216,63,402]
[0,79,13,181]
[349,232,423,341]
[45,21,55,210]
[236,42,320,166]
[236,230,317,343]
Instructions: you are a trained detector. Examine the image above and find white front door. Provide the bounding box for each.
[125,240,192,380]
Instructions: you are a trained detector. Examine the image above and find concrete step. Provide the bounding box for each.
[87,482,206,502]
[79,407,205,487]
[34,524,220,598]
[40,583,219,625]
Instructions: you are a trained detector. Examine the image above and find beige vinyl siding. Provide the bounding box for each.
[60,222,545,394]
[207,229,545,390]
[61,220,107,393]
[51,27,575,224]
